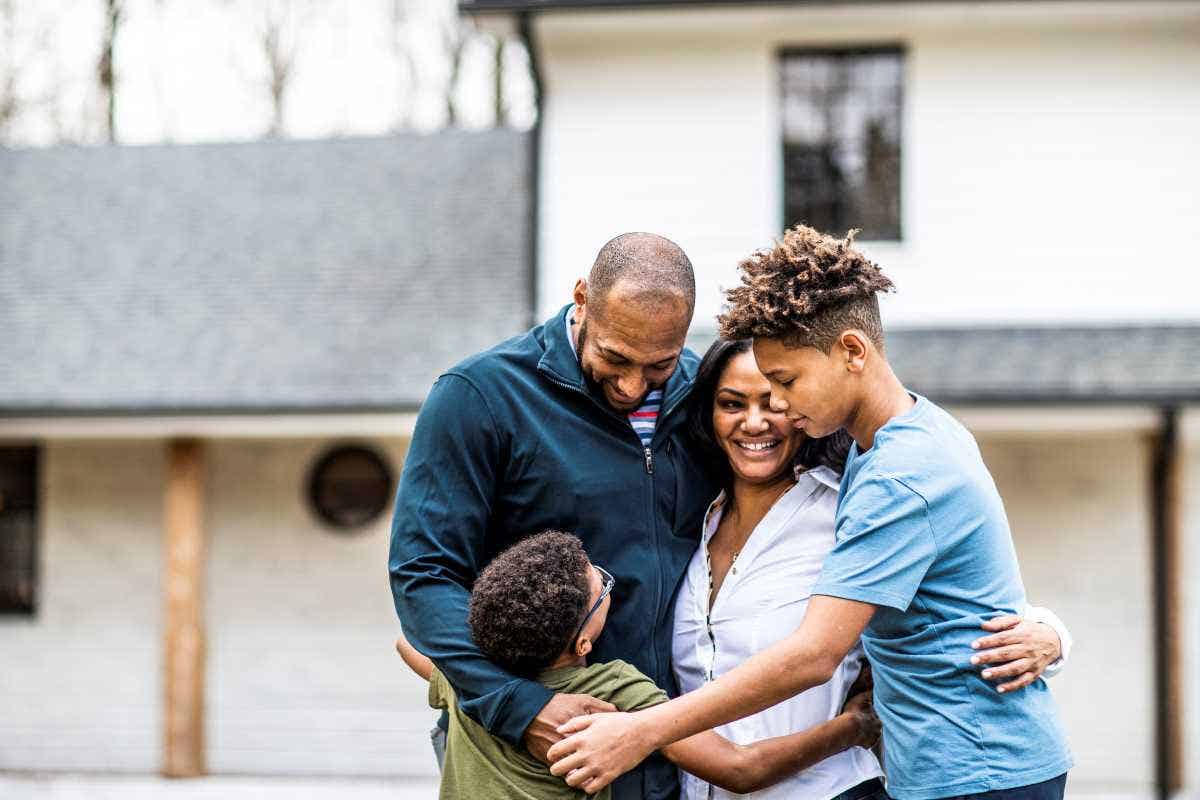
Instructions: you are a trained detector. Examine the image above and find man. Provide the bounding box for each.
[392,231,1068,800]
[546,226,1072,800]
[390,233,719,800]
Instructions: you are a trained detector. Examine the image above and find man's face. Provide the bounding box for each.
[574,283,689,413]
[751,336,857,439]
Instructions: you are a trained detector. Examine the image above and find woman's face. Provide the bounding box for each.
[711,350,806,485]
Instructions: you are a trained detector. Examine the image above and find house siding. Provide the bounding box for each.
[980,433,1155,796]
[0,442,164,772]
[534,2,1200,329]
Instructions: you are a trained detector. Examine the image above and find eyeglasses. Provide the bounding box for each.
[571,564,615,645]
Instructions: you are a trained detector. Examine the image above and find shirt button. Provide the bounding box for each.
[732,567,738,575]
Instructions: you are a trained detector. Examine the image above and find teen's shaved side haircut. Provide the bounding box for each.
[718,225,895,351]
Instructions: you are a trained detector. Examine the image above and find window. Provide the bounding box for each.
[306,444,394,531]
[0,447,38,615]
[781,47,903,240]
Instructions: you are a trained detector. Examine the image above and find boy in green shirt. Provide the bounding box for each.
[396,530,878,799]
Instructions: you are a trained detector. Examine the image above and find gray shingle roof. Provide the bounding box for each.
[688,324,1200,405]
[1,132,532,414]
[886,325,1200,404]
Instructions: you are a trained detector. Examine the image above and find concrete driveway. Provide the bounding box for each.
[0,774,439,800]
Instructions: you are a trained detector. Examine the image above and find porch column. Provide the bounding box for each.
[1151,408,1183,799]
[163,438,206,777]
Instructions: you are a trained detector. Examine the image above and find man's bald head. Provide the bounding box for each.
[586,233,696,323]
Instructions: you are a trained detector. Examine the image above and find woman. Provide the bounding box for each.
[671,339,1069,800]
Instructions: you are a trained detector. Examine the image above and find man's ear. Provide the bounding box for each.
[575,636,594,659]
[838,330,870,373]
[573,279,588,312]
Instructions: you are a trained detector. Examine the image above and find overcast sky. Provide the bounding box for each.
[1,0,534,148]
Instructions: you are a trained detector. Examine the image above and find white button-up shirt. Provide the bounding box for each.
[672,466,884,800]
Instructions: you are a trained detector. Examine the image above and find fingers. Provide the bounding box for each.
[970,641,1027,664]
[997,671,1038,694]
[972,628,1024,650]
[585,699,617,714]
[549,749,588,777]
[547,731,584,765]
[556,715,595,736]
[979,657,1034,682]
[979,614,1022,633]
[565,766,600,789]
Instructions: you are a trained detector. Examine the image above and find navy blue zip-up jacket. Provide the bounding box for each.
[389,305,719,800]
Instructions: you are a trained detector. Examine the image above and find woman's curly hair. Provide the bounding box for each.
[718,225,895,350]
[468,530,592,677]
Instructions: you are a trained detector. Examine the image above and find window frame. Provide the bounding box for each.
[777,43,906,242]
[0,445,40,616]
[305,443,395,533]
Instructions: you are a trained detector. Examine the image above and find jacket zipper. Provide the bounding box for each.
[541,370,668,690]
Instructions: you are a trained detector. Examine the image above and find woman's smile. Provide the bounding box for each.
[734,438,782,453]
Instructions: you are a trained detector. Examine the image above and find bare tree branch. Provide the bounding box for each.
[492,35,503,126]
[387,0,416,131]
[98,0,123,143]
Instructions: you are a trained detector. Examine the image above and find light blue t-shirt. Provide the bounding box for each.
[813,394,1072,800]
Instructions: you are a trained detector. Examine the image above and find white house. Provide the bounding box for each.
[455,2,1200,798]
[3,2,1200,796]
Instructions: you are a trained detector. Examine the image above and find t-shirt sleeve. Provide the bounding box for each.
[428,667,451,711]
[813,476,937,612]
[601,662,670,712]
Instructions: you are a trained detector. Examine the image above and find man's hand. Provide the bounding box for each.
[842,689,881,750]
[971,614,1062,693]
[523,693,616,764]
[547,711,653,794]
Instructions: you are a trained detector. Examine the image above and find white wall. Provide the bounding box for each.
[0,436,435,779]
[0,442,164,772]
[534,2,1200,328]
[978,432,1155,798]
[204,437,433,777]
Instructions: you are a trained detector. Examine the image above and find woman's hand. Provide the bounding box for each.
[547,711,654,794]
[971,614,1062,693]
[842,689,881,749]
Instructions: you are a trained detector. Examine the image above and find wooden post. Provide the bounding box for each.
[1151,408,1183,799]
[163,439,206,777]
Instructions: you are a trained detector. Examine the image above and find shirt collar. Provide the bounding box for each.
[798,464,841,492]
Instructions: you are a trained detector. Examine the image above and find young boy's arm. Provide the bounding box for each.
[657,689,879,794]
[395,630,435,681]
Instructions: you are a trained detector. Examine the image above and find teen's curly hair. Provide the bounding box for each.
[468,530,591,677]
[718,225,895,351]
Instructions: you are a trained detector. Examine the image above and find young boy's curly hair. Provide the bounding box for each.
[718,225,895,351]
[468,530,591,677]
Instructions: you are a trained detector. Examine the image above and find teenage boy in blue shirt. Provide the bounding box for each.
[547,225,1072,800]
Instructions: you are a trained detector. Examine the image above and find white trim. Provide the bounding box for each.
[947,405,1162,435]
[0,413,418,441]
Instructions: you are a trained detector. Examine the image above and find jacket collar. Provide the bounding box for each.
[537,303,696,418]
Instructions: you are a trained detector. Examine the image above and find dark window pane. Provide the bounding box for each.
[307,445,394,531]
[0,446,38,615]
[781,48,903,240]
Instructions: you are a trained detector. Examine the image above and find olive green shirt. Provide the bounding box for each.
[429,660,668,800]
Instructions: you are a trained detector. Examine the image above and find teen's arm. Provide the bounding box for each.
[970,604,1071,692]
[395,630,434,681]
[660,689,879,794]
[549,595,876,793]
[389,375,613,755]
[549,476,933,793]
